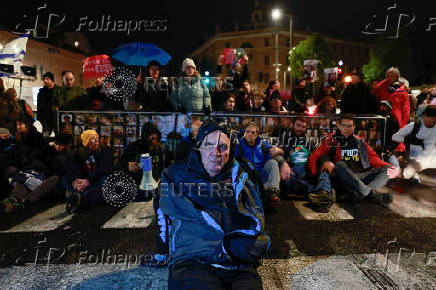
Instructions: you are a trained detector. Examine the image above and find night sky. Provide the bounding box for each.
[2,0,436,83]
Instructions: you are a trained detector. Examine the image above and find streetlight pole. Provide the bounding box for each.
[289,15,293,91]
[275,31,279,80]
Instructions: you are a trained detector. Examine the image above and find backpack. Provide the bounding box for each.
[404,121,424,150]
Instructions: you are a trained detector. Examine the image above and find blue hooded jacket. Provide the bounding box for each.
[159,122,270,268]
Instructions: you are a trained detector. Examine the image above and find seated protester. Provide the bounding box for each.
[308,114,399,205]
[273,117,335,211]
[0,88,19,133]
[120,122,171,266]
[32,133,73,198]
[237,80,254,111]
[252,91,266,112]
[316,96,337,115]
[63,130,112,214]
[0,129,63,214]
[15,117,46,154]
[234,122,287,208]
[392,105,435,183]
[175,119,202,161]
[160,120,269,289]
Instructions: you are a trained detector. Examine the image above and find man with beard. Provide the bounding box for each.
[274,117,336,211]
[121,122,171,267]
[160,120,269,289]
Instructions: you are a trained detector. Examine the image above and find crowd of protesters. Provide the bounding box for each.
[0,56,435,288]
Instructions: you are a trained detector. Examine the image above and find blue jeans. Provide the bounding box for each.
[334,161,390,197]
[60,176,107,206]
[260,159,280,190]
[283,170,331,195]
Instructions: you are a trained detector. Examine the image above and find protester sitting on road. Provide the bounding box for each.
[0,88,19,133]
[63,130,112,214]
[274,116,336,211]
[392,105,436,183]
[169,58,211,112]
[234,122,287,209]
[15,117,46,153]
[160,120,270,289]
[308,114,399,205]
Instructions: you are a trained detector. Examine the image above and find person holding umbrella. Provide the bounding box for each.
[135,60,172,112]
[169,58,211,112]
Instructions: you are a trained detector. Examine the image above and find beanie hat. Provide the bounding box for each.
[81,130,99,147]
[141,122,161,141]
[181,58,196,72]
[54,133,72,145]
[380,100,392,111]
[43,72,54,83]
[0,128,10,135]
[195,119,231,148]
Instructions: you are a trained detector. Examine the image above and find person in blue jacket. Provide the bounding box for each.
[160,120,270,290]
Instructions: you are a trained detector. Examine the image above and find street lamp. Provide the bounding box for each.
[271,8,293,89]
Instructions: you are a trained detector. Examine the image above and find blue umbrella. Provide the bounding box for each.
[112,42,171,67]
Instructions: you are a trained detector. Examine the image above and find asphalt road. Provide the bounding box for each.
[1,170,435,289]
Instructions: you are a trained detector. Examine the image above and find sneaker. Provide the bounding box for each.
[140,253,168,268]
[265,188,281,209]
[367,191,393,205]
[308,189,336,211]
[0,196,25,214]
[66,192,81,215]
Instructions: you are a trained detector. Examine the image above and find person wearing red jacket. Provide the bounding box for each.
[373,67,410,151]
[308,114,400,205]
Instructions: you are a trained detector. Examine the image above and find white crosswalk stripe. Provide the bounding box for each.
[293,201,355,220]
[1,204,72,233]
[101,201,155,229]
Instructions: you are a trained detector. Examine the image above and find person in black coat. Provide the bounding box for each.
[15,117,46,154]
[340,71,377,114]
[63,130,112,213]
[135,60,172,112]
[37,72,61,136]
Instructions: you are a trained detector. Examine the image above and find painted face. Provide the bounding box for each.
[244,125,259,146]
[293,120,307,137]
[339,119,355,137]
[199,130,230,177]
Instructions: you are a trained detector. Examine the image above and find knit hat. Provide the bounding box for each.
[0,128,10,135]
[54,133,72,145]
[81,130,99,147]
[195,119,231,148]
[43,72,54,83]
[181,58,196,72]
[380,100,392,110]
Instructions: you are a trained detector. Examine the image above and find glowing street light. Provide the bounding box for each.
[338,60,344,66]
[272,9,282,20]
[74,41,80,48]
[205,71,209,76]
[344,75,352,83]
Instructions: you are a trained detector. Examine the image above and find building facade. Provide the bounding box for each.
[0,30,87,110]
[190,27,374,92]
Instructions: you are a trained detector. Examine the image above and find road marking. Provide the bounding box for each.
[1,204,72,233]
[101,201,155,229]
[293,201,354,220]
[388,193,436,218]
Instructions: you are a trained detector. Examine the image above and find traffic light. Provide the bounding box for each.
[337,67,342,76]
